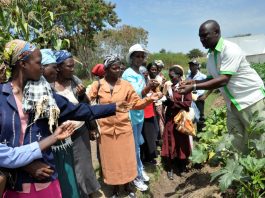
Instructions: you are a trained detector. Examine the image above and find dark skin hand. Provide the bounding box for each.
[178,74,231,94]
[76,83,86,96]
[23,161,54,181]
[23,122,76,180]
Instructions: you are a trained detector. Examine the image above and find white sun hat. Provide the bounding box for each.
[126,44,148,64]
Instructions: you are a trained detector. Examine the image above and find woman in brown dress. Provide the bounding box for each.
[161,66,192,180]
[88,55,161,198]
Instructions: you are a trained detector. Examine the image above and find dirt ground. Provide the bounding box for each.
[89,95,226,198]
[150,164,221,198]
[90,141,223,198]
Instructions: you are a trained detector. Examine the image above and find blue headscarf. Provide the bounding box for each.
[54,50,72,64]
[40,49,57,66]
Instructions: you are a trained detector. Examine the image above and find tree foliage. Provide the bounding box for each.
[187,48,204,59]
[0,0,71,51]
[42,0,120,48]
[74,25,149,78]
[0,0,120,54]
[159,48,166,53]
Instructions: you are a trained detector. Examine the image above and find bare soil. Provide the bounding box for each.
[90,141,223,198]
[151,164,221,198]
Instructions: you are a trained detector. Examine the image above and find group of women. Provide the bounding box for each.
[0,39,193,198]
[87,44,193,197]
[0,39,128,198]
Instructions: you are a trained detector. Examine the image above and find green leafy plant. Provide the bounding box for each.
[210,116,265,197]
[190,107,227,164]
[251,63,265,82]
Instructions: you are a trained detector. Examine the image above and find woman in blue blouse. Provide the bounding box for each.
[122,44,159,191]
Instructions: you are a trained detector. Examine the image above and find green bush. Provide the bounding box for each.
[147,52,189,70]
[251,63,265,82]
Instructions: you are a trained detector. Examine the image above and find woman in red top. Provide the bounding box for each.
[161,66,192,180]
[140,64,160,165]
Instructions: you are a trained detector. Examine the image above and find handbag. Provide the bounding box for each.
[174,109,196,136]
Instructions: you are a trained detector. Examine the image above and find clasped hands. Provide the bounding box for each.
[178,80,195,94]
[115,91,163,113]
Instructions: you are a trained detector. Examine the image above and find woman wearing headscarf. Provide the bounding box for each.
[0,39,126,198]
[161,65,192,180]
[53,50,101,198]
[40,49,58,83]
[41,49,80,198]
[122,44,159,191]
[88,55,161,197]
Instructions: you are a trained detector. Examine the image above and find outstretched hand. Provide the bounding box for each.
[53,122,76,140]
[150,92,163,101]
[180,80,195,86]
[148,79,160,89]
[178,84,193,95]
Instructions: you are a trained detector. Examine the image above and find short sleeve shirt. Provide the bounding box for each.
[207,38,265,111]
[122,67,146,124]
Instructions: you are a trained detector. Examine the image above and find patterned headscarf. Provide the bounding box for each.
[3,39,60,133]
[40,49,57,66]
[54,50,72,64]
[3,39,36,80]
[3,39,36,67]
[154,60,164,68]
[103,55,121,69]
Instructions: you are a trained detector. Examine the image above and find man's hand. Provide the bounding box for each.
[23,161,54,181]
[180,80,195,86]
[116,101,132,113]
[178,84,193,94]
[76,83,86,96]
[53,122,76,140]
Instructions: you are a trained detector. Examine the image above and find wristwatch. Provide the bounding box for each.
[193,83,196,92]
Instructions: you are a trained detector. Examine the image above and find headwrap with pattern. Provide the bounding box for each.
[3,39,60,133]
[2,39,36,81]
[154,60,164,68]
[3,39,36,67]
[103,55,121,69]
[54,50,72,64]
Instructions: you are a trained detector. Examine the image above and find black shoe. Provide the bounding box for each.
[167,169,174,180]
